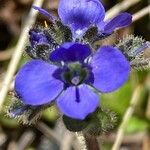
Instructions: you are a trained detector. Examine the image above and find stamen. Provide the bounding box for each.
[44,21,48,28]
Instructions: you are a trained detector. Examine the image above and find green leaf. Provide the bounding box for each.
[125,116,149,134]
[101,81,133,115]
[0,113,18,128]
[42,106,58,122]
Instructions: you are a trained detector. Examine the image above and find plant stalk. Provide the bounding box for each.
[76,132,100,150]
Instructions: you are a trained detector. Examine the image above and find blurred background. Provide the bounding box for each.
[0,0,150,150]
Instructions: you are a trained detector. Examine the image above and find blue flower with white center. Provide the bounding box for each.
[15,43,130,119]
[33,0,132,38]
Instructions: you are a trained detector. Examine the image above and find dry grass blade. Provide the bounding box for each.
[17,131,35,150]
[0,0,45,111]
[105,0,140,20]
[111,85,142,150]
[0,48,14,61]
[132,5,150,22]
[36,121,61,145]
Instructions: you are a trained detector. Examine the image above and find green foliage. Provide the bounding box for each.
[101,81,133,116]
[125,116,149,134]
[83,108,117,136]
[42,106,59,122]
[0,113,18,128]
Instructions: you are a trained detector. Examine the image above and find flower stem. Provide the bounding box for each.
[84,134,100,150]
[75,132,100,150]
[75,132,87,150]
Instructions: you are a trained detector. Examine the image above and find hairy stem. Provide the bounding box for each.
[85,134,100,150]
[75,132,100,150]
[75,132,87,150]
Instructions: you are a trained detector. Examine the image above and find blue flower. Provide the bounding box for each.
[58,0,105,37]
[15,43,130,119]
[33,0,132,38]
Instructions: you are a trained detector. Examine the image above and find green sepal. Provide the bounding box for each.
[62,108,117,136]
[6,93,47,125]
[83,108,117,136]
[62,115,89,132]
[116,35,150,70]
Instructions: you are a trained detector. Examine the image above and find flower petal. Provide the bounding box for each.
[101,13,132,34]
[15,60,64,105]
[90,46,130,93]
[29,30,49,47]
[58,0,105,37]
[32,5,56,21]
[57,84,99,119]
[49,42,91,62]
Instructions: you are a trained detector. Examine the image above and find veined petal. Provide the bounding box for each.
[90,46,130,93]
[98,13,132,34]
[97,21,106,31]
[32,5,56,21]
[57,84,99,119]
[49,42,91,62]
[58,0,105,37]
[15,60,64,105]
